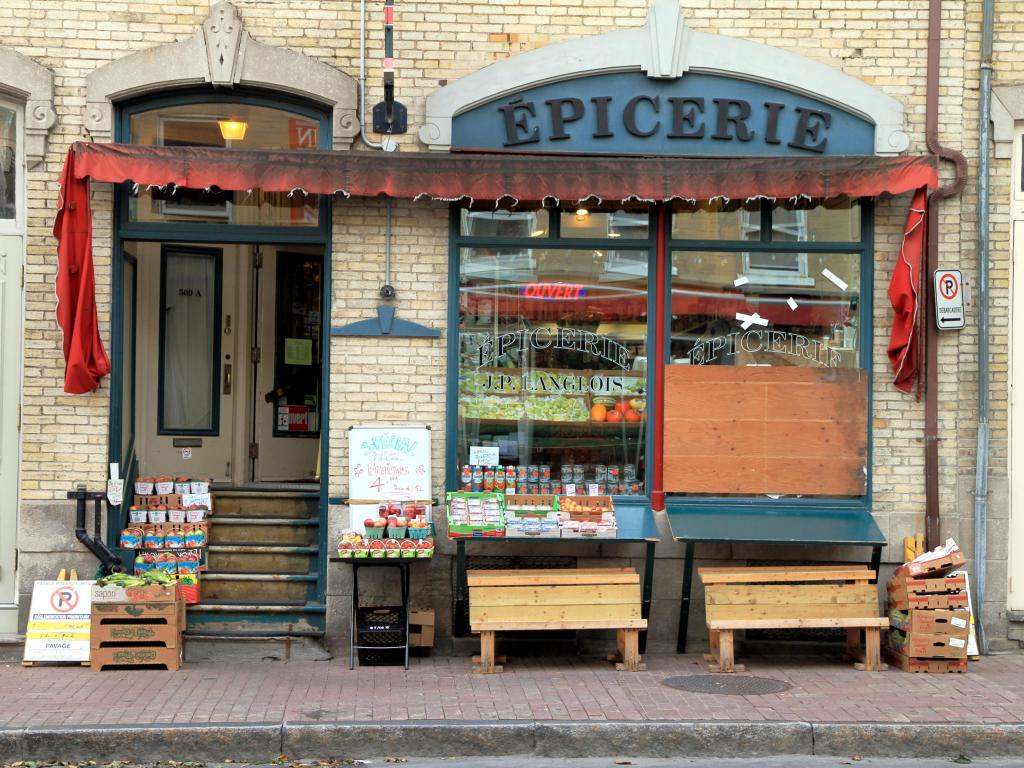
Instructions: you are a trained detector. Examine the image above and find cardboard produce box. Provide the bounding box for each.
[894,549,966,579]
[887,574,968,611]
[889,608,970,639]
[890,628,968,659]
[409,608,435,648]
[92,583,180,603]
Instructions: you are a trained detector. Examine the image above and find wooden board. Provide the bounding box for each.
[699,568,873,584]
[473,618,648,631]
[468,570,639,587]
[664,366,868,496]
[706,583,877,606]
[470,603,641,624]
[709,617,888,629]
[470,584,641,607]
[706,603,883,622]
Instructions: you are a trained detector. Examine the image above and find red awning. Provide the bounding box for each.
[54,141,939,393]
[66,141,938,201]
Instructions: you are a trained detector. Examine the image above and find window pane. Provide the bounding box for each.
[273,253,322,437]
[561,207,650,239]
[128,102,321,226]
[161,250,218,432]
[458,247,648,496]
[671,199,760,240]
[772,197,861,242]
[0,106,15,220]
[669,250,860,368]
[460,207,549,238]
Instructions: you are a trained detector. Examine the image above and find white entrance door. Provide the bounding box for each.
[135,243,240,483]
[252,245,323,481]
[0,235,22,632]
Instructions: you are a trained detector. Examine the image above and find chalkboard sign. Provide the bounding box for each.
[348,425,432,502]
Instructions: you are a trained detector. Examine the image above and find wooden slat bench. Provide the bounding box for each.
[467,567,648,673]
[699,565,888,673]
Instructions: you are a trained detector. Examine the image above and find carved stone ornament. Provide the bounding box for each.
[85,1,357,147]
[0,48,56,169]
[420,0,909,155]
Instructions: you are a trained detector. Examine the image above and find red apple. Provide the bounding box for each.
[606,410,624,423]
[625,410,642,422]
[387,515,399,526]
[614,400,631,414]
[374,518,387,528]
[363,518,376,528]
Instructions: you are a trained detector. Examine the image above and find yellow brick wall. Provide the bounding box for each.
[0,0,1000,565]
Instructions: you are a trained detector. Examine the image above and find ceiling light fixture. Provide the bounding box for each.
[217,119,248,141]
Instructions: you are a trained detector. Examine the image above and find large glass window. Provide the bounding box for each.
[159,247,221,434]
[0,105,16,221]
[455,206,651,497]
[127,101,323,226]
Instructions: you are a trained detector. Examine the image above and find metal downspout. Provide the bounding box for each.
[973,0,995,655]
[924,0,968,550]
[358,0,383,150]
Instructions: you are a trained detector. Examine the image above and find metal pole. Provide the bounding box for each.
[358,0,383,149]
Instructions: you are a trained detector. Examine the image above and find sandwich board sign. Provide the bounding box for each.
[934,269,966,330]
[23,580,93,663]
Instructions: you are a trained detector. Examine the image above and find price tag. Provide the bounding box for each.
[469,446,500,467]
[949,637,966,648]
[951,617,968,629]
[106,479,124,507]
[564,483,576,496]
[587,483,600,496]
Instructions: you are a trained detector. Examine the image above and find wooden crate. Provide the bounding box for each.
[699,566,887,672]
[90,599,185,671]
[888,648,968,673]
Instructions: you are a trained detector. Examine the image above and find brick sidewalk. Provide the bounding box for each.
[1,653,1022,729]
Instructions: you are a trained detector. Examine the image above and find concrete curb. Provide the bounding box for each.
[0,720,1022,761]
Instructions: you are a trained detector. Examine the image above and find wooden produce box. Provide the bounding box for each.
[90,646,182,671]
[705,572,880,623]
[889,608,970,639]
[887,574,968,611]
[92,583,181,603]
[894,550,966,579]
[90,595,185,671]
[133,493,182,507]
[888,648,967,673]
[557,496,615,514]
[890,628,968,659]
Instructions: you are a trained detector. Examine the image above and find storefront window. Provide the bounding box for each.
[456,228,651,496]
[127,101,323,226]
[0,105,15,220]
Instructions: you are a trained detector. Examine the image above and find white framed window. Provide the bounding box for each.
[0,97,23,234]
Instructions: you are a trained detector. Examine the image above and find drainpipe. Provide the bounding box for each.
[923,0,968,551]
[972,0,995,655]
[358,0,383,149]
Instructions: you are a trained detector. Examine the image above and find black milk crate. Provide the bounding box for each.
[356,606,406,666]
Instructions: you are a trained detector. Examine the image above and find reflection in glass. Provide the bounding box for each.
[160,249,219,432]
[128,101,322,226]
[0,106,15,220]
[774,197,861,242]
[560,208,650,239]
[460,207,549,238]
[273,254,322,437]
[671,199,761,240]
[669,250,860,368]
[458,247,649,496]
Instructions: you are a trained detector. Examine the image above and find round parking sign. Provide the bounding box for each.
[939,272,959,300]
[50,585,79,613]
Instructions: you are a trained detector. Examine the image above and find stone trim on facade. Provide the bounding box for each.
[0,47,56,169]
[419,0,909,155]
[84,1,358,148]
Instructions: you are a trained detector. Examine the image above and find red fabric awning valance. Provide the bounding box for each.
[54,141,937,394]
[66,141,939,201]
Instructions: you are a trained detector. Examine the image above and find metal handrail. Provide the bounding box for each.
[67,485,124,571]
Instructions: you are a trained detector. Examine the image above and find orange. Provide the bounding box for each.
[590,404,607,422]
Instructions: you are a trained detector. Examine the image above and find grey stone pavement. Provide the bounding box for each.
[0,653,1022,761]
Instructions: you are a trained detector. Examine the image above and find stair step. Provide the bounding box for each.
[211,517,319,526]
[183,629,324,639]
[208,544,319,553]
[202,573,317,581]
[189,600,318,611]
[213,490,319,519]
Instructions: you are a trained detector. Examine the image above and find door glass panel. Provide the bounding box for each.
[273,253,322,437]
[0,106,15,220]
[128,102,321,226]
[160,249,220,433]
[121,256,137,460]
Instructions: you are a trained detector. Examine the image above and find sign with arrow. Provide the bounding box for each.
[933,269,966,330]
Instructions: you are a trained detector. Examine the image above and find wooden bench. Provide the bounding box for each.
[699,565,888,673]
[468,567,648,673]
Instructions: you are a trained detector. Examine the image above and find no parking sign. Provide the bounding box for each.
[933,269,966,330]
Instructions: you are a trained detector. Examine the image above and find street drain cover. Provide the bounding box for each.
[661,674,791,695]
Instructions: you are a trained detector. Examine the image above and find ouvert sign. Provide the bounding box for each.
[451,71,876,157]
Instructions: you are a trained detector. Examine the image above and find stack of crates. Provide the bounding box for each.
[355,606,406,666]
[90,583,185,671]
[886,549,970,673]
